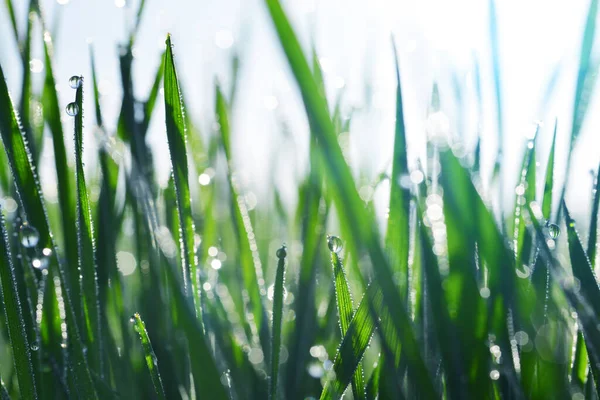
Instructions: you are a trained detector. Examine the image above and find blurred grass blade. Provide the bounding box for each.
[163,34,199,307]
[588,163,600,267]
[0,209,38,399]
[542,121,557,220]
[0,62,98,399]
[329,245,365,400]
[141,52,165,135]
[489,0,503,161]
[72,78,103,375]
[320,285,381,400]
[131,313,166,400]
[269,246,287,400]
[4,0,19,46]
[386,38,410,302]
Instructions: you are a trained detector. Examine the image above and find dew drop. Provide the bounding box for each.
[129,315,136,323]
[546,222,560,239]
[69,76,82,89]
[490,369,500,380]
[66,102,79,116]
[20,224,39,248]
[31,341,39,351]
[276,245,287,259]
[327,235,343,253]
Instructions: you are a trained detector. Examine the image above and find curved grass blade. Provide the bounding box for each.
[4,0,19,45]
[320,285,381,400]
[131,313,166,400]
[0,63,98,399]
[329,246,365,400]
[0,209,37,399]
[72,79,103,375]
[264,1,435,396]
[542,121,558,220]
[386,38,410,302]
[269,246,287,400]
[163,34,199,308]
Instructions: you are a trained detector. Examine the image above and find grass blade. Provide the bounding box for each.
[588,164,600,268]
[0,209,38,399]
[542,121,558,220]
[269,246,287,400]
[131,313,166,400]
[71,78,103,375]
[163,34,199,307]
[329,243,365,400]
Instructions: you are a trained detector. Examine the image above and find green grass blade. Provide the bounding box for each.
[163,34,199,307]
[0,377,9,400]
[72,79,103,375]
[3,0,19,46]
[269,246,287,400]
[320,285,381,400]
[588,163,600,268]
[542,121,557,220]
[386,38,410,302]
[365,359,380,400]
[131,313,166,400]
[329,245,365,400]
[141,52,165,135]
[0,62,98,399]
[215,84,270,358]
[0,210,38,399]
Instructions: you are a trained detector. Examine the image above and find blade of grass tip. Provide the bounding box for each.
[264,1,435,396]
[320,285,381,400]
[4,0,19,47]
[215,84,270,360]
[42,31,80,312]
[0,63,98,399]
[72,77,103,376]
[588,163,600,268]
[386,37,410,303]
[131,313,166,400]
[141,51,165,135]
[0,209,37,399]
[19,1,39,163]
[163,34,199,309]
[542,120,558,220]
[328,241,366,400]
[269,245,287,400]
[129,0,147,45]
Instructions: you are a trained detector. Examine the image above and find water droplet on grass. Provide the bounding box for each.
[490,370,500,380]
[276,245,287,259]
[31,341,39,351]
[327,235,343,253]
[20,224,39,248]
[69,76,82,89]
[66,102,79,116]
[546,222,560,239]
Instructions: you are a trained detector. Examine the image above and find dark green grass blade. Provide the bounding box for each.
[72,79,103,375]
[0,210,37,399]
[542,121,557,220]
[330,249,365,400]
[0,377,9,400]
[131,313,166,400]
[264,1,435,396]
[320,285,381,400]
[141,51,165,135]
[588,163,600,268]
[163,35,199,307]
[269,246,287,400]
[0,63,98,399]
[215,85,270,359]
[365,359,380,400]
[42,31,78,275]
[386,38,410,302]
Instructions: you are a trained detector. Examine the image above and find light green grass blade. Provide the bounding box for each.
[0,63,98,399]
[386,38,410,302]
[320,285,381,400]
[131,313,166,400]
[141,52,165,135]
[215,84,270,359]
[329,246,365,400]
[163,34,199,307]
[588,164,600,268]
[72,78,103,376]
[3,0,19,45]
[269,246,287,400]
[542,121,558,220]
[0,210,38,399]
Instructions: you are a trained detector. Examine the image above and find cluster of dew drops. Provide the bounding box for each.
[65,76,82,116]
[18,222,52,271]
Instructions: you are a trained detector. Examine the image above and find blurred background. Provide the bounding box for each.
[0,0,598,219]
